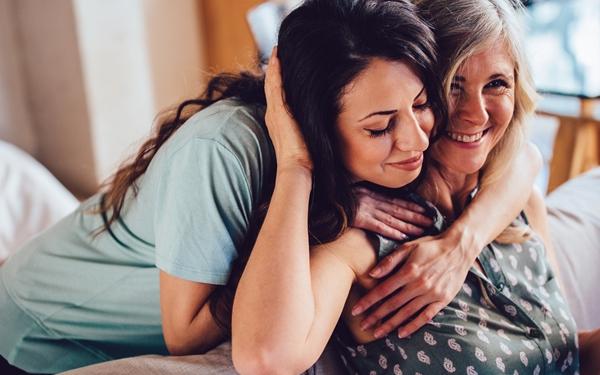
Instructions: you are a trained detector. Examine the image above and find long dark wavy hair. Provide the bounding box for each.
[98,0,446,334]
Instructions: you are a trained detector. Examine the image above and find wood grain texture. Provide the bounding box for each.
[544,99,600,192]
[198,0,263,73]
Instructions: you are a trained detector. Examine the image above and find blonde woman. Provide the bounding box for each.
[232,0,600,374]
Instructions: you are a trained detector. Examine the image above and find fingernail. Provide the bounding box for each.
[352,306,364,316]
[369,268,381,277]
[398,330,406,339]
[414,205,426,213]
[374,330,384,339]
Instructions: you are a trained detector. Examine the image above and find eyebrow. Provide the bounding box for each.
[358,110,397,122]
[453,73,515,82]
[489,73,514,81]
[358,86,426,122]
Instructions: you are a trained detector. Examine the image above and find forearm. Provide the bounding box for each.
[232,166,315,372]
[449,142,541,259]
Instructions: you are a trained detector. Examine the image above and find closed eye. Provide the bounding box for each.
[367,117,396,138]
[413,101,431,111]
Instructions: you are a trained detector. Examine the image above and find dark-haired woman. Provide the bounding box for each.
[0,0,538,373]
[232,0,600,374]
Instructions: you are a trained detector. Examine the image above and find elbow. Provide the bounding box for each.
[233,348,282,375]
[163,329,214,356]
[232,343,303,375]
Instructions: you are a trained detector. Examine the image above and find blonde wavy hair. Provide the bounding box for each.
[417,0,539,243]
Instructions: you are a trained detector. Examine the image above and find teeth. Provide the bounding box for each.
[447,131,484,143]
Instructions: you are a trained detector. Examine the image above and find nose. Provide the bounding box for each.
[392,113,429,153]
[455,92,489,127]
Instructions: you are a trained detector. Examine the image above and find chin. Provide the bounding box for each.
[378,169,422,189]
[452,160,486,175]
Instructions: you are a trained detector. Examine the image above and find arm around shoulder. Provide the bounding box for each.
[451,141,542,256]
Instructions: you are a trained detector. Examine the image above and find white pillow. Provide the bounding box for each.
[546,167,600,330]
[0,141,78,264]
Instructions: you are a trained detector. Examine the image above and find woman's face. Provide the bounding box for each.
[431,40,515,175]
[336,58,434,188]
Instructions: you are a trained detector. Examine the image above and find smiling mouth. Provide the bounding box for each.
[394,153,422,165]
[446,128,490,143]
[387,153,423,171]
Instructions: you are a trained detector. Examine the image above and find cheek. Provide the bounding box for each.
[488,99,514,141]
[337,131,388,174]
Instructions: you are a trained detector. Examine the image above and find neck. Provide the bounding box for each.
[420,162,479,220]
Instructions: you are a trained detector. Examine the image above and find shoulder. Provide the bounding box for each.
[512,141,543,175]
[182,98,270,153]
[314,228,377,279]
[523,141,543,169]
[154,99,274,195]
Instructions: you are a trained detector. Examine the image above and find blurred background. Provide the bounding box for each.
[0,0,598,199]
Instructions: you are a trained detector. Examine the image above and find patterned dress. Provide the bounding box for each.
[336,203,579,375]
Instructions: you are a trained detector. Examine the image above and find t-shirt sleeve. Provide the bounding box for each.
[154,138,254,285]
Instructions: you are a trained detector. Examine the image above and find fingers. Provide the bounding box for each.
[355,187,427,214]
[359,287,421,332]
[353,187,433,229]
[369,245,413,278]
[373,210,425,237]
[351,257,411,315]
[396,302,445,338]
[371,295,431,339]
[355,212,408,241]
[376,201,433,228]
[264,50,284,109]
[390,198,427,215]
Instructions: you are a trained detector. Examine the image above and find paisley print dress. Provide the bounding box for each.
[336,207,579,375]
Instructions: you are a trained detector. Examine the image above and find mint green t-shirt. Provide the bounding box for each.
[0,99,273,373]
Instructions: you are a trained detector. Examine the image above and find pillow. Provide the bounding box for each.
[0,141,78,264]
[546,167,600,330]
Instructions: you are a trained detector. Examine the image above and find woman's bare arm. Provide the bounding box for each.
[232,167,369,374]
[159,272,226,355]
[232,50,375,375]
[352,142,543,337]
[451,142,544,260]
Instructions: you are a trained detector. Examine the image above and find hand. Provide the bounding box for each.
[264,47,312,173]
[351,228,477,339]
[352,187,433,241]
[579,329,600,375]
